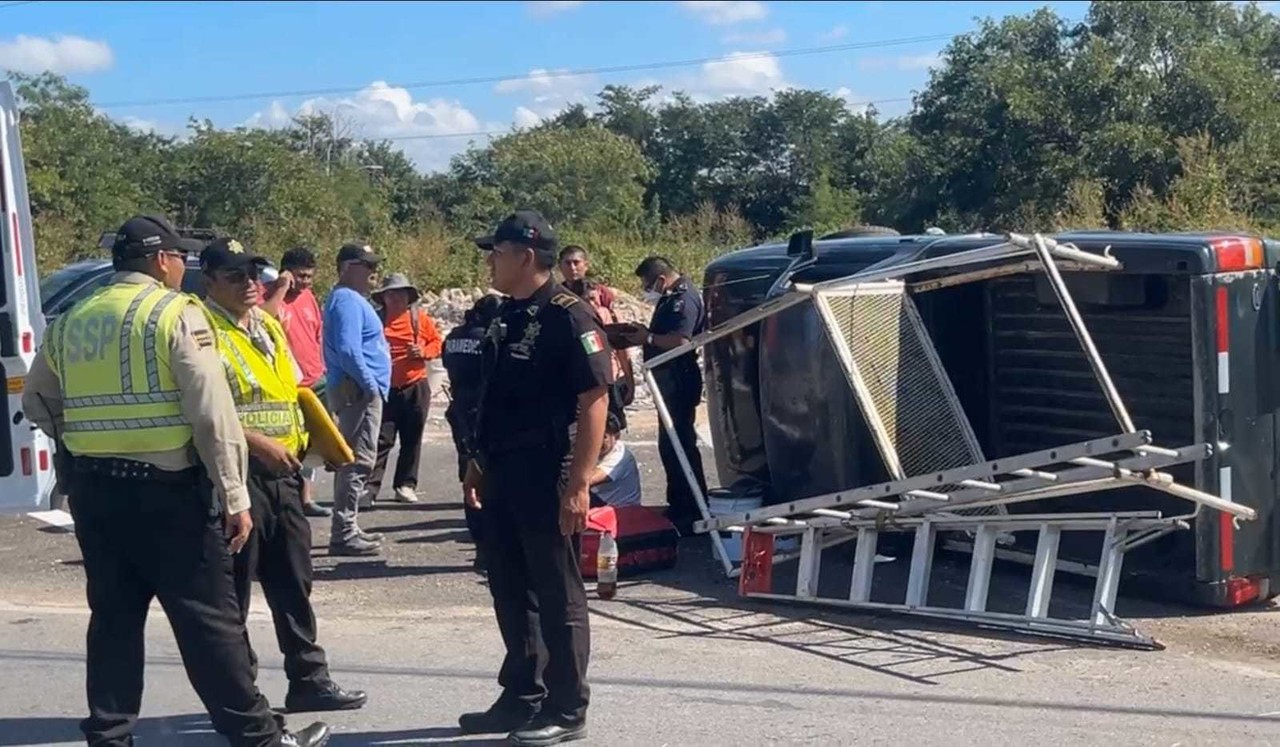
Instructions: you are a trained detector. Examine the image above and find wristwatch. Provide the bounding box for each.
[646,333,654,346]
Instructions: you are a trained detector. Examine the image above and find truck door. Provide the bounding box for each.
[0,81,56,514]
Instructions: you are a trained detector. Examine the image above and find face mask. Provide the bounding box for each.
[641,289,661,303]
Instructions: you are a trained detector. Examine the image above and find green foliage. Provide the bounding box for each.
[14,0,1280,295]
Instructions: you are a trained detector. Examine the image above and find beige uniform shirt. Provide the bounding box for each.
[22,272,252,514]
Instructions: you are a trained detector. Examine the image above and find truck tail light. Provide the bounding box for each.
[38,449,48,472]
[1225,576,1263,606]
[20,446,31,476]
[1210,236,1263,272]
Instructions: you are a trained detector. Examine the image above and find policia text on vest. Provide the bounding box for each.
[22,213,331,747]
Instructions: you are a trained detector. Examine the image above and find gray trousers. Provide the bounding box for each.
[328,378,383,544]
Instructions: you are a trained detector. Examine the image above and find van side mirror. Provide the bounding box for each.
[787,229,814,259]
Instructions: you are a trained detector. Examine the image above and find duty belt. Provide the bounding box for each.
[72,456,199,484]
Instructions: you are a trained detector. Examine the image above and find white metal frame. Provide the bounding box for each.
[640,232,1256,646]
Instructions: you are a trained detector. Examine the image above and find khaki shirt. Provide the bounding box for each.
[23,272,252,514]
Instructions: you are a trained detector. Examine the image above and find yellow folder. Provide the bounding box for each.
[297,386,355,469]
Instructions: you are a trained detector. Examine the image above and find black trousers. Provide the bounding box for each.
[233,463,330,690]
[480,448,590,722]
[368,379,431,497]
[66,469,283,747]
[655,372,709,524]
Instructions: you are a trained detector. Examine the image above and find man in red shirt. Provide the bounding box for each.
[261,247,331,517]
[366,273,443,505]
[558,245,616,311]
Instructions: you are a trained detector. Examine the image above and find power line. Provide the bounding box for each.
[95,32,956,109]
[367,96,915,143]
[0,1,39,8]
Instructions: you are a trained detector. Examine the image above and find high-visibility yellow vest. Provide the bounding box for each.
[208,309,309,457]
[44,280,198,456]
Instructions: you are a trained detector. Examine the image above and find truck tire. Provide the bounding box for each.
[820,225,901,240]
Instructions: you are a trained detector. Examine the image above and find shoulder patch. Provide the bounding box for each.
[550,292,579,309]
[579,329,606,355]
[192,328,215,349]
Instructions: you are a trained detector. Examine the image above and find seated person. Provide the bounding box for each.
[589,413,642,508]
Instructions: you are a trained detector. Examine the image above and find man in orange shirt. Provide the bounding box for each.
[366,273,443,505]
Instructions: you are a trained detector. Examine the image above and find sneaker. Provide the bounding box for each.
[280,721,331,747]
[458,699,537,735]
[508,713,587,746]
[393,485,419,503]
[357,528,385,543]
[328,536,381,556]
[303,502,332,518]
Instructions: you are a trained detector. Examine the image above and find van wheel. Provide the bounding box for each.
[820,225,901,240]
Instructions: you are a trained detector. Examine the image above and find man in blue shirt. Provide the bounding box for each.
[323,243,391,556]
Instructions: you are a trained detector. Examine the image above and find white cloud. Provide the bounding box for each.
[833,86,871,115]
[696,51,786,96]
[821,25,849,42]
[246,82,499,173]
[0,34,113,75]
[526,0,586,17]
[679,1,768,25]
[722,28,786,45]
[493,68,598,125]
[514,106,543,129]
[859,52,942,72]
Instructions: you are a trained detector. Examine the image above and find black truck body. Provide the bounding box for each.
[701,231,1280,608]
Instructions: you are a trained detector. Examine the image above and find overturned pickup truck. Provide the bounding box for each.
[699,229,1279,612]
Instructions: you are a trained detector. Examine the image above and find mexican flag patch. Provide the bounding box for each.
[580,330,606,355]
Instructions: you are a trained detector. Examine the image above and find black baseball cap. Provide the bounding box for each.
[337,243,380,266]
[200,237,270,275]
[474,210,558,256]
[111,214,187,261]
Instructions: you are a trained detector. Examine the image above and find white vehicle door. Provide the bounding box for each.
[0,80,56,514]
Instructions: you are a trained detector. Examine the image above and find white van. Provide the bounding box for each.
[0,80,58,514]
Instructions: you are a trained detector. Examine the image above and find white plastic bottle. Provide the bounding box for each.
[596,533,618,600]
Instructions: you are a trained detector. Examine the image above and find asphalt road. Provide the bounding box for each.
[2,408,1280,745]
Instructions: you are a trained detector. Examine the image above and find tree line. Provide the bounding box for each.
[9,0,1280,293]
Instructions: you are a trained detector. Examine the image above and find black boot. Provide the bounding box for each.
[280,721,331,747]
[508,713,587,746]
[285,681,368,713]
[458,697,537,735]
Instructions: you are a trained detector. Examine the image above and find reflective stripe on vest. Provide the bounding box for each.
[210,310,309,456]
[50,282,196,455]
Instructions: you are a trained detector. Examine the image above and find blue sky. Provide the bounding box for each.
[0,0,1094,172]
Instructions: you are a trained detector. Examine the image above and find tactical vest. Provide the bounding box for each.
[209,309,309,456]
[45,281,197,456]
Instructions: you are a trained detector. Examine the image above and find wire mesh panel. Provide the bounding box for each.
[814,283,1001,516]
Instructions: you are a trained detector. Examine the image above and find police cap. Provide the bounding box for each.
[474,210,558,261]
[111,214,188,261]
[200,237,270,276]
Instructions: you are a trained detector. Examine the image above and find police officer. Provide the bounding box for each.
[442,292,505,563]
[22,215,329,747]
[624,256,709,534]
[199,239,367,715]
[459,211,613,745]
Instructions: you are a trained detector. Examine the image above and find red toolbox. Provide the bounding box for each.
[580,505,680,579]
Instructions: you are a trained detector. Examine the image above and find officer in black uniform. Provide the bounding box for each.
[459,210,613,746]
[625,256,709,533]
[442,292,505,557]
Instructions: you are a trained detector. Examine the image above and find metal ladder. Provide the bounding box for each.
[739,510,1180,648]
[706,431,1249,648]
